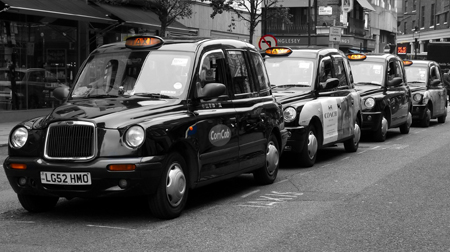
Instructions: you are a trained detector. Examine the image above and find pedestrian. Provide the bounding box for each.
[443,69,450,102]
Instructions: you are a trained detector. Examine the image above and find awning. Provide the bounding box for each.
[273,0,315,8]
[356,0,376,12]
[96,3,196,34]
[0,0,113,24]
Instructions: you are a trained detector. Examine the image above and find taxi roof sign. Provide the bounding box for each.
[125,36,164,49]
[347,53,367,61]
[265,47,293,56]
[403,60,413,66]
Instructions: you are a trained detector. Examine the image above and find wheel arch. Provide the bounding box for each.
[170,141,198,190]
[310,116,323,147]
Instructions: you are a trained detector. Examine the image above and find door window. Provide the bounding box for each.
[197,49,228,97]
[249,52,270,93]
[226,50,256,95]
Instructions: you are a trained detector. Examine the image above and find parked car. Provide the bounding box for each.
[3,36,289,219]
[347,53,412,142]
[0,68,60,109]
[403,60,447,126]
[262,47,362,167]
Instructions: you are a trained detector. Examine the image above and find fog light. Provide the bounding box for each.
[118,179,128,189]
[108,164,136,171]
[18,177,27,186]
[367,115,372,121]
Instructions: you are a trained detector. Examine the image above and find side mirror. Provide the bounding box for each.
[196,83,226,99]
[320,78,340,90]
[430,79,441,87]
[53,86,70,101]
[387,77,403,86]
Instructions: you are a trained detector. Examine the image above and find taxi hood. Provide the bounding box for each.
[355,84,384,96]
[408,85,426,93]
[35,97,183,129]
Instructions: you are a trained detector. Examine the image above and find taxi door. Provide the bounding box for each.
[429,64,446,116]
[386,59,409,126]
[225,50,267,172]
[192,48,240,181]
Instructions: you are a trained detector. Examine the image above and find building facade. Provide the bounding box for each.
[396,0,450,59]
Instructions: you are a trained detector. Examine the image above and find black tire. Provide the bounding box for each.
[253,134,279,185]
[297,124,318,167]
[420,106,431,127]
[438,106,447,123]
[17,194,59,213]
[374,114,388,142]
[400,111,412,134]
[148,152,188,220]
[344,117,361,152]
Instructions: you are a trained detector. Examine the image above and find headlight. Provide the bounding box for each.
[124,126,145,148]
[283,107,297,123]
[364,97,375,109]
[413,93,423,102]
[10,127,28,149]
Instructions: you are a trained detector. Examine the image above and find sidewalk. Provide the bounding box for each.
[0,121,21,147]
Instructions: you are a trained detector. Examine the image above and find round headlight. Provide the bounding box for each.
[364,97,375,109]
[413,93,423,102]
[283,107,297,123]
[124,126,145,148]
[10,127,28,149]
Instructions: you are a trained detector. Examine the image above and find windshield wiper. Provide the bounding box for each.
[354,82,382,86]
[86,94,119,98]
[133,93,176,99]
[408,81,426,83]
[273,84,310,89]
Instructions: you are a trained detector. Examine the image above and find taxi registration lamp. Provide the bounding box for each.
[347,54,367,61]
[403,60,413,66]
[125,36,164,49]
[265,47,293,56]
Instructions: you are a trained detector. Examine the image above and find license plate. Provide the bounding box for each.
[40,172,92,185]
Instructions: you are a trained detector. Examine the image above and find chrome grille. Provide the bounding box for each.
[44,121,96,160]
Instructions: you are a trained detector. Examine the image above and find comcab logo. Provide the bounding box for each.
[209,124,231,147]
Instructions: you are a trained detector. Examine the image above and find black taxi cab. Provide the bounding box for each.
[262,47,362,167]
[347,53,412,142]
[403,60,447,126]
[3,36,288,219]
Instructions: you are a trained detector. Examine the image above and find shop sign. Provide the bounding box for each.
[319,6,332,15]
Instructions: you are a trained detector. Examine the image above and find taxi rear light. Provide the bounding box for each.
[10,163,27,170]
[125,36,164,49]
[347,54,366,60]
[403,60,413,66]
[265,47,293,56]
[108,164,136,171]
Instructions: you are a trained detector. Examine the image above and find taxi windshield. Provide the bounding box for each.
[405,66,428,85]
[350,61,384,85]
[71,50,193,99]
[264,58,315,87]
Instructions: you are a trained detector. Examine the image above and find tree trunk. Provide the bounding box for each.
[5,21,19,110]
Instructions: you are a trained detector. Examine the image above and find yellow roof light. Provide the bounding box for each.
[125,36,164,49]
[403,60,413,66]
[347,54,367,60]
[265,47,293,56]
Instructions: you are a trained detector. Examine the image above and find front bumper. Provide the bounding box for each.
[3,156,164,198]
[282,126,308,153]
[412,104,427,120]
[361,111,382,131]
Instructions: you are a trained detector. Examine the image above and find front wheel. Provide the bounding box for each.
[374,114,388,142]
[420,106,431,127]
[148,152,188,220]
[253,134,279,185]
[297,124,318,167]
[344,117,361,152]
[438,106,447,123]
[400,111,412,134]
[18,194,59,213]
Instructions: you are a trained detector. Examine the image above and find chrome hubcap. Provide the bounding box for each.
[266,140,279,175]
[381,117,388,137]
[307,131,318,159]
[166,163,186,207]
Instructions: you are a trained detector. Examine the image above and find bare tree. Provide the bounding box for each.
[204,0,292,44]
[95,0,193,36]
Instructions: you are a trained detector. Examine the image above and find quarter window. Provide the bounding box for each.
[249,52,270,93]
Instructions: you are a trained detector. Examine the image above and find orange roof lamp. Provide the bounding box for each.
[265,47,293,56]
[347,54,367,61]
[403,60,413,66]
[125,36,164,49]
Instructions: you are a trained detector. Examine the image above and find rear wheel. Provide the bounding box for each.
[253,134,279,185]
[297,125,318,167]
[420,106,431,127]
[438,105,447,123]
[400,111,412,134]
[344,117,361,152]
[374,114,388,142]
[148,152,188,220]
[17,194,59,213]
